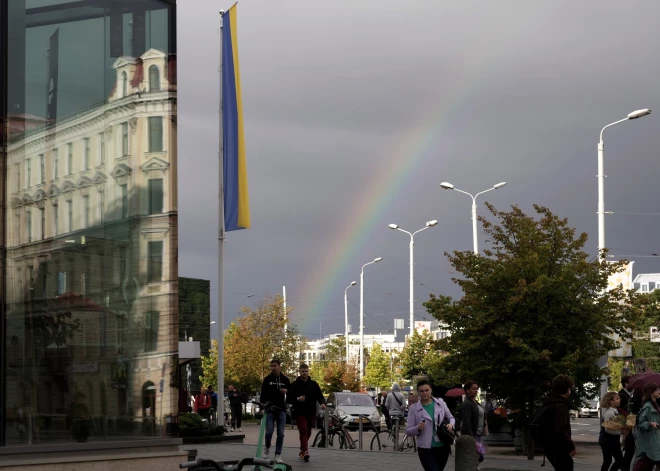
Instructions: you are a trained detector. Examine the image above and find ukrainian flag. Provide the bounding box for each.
[222,4,250,231]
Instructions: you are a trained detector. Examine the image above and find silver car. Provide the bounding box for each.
[326,391,381,431]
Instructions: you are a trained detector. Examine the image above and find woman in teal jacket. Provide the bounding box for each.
[634,382,660,471]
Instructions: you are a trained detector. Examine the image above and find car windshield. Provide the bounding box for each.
[337,395,374,407]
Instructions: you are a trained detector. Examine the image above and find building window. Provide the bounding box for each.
[15,163,21,191]
[84,138,91,170]
[147,241,163,282]
[53,148,59,179]
[83,195,90,228]
[642,284,649,292]
[26,210,32,243]
[67,143,73,175]
[67,200,73,232]
[120,184,128,218]
[40,154,45,183]
[99,133,105,165]
[144,311,159,352]
[40,208,45,240]
[99,191,105,224]
[148,117,163,152]
[15,214,20,245]
[53,205,58,236]
[149,65,160,91]
[148,179,163,215]
[26,159,31,187]
[122,71,128,97]
[121,122,129,156]
[57,271,66,295]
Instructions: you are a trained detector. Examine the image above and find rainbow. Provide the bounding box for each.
[293,7,547,334]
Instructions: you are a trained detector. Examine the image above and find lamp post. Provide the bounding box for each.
[344,281,357,362]
[440,181,507,254]
[360,257,383,382]
[597,109,651,262]
[388,221,438,337]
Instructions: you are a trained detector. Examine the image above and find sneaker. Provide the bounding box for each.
[230,428,235,432]
[303,451,310,462]
[238,428,242,432]
[275,455,283,464]
[298,451,305,460]
[263,448,270,459]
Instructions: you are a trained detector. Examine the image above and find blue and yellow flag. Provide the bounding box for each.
[222,4,250,231]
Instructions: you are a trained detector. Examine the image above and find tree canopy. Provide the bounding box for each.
[425,204,640,413]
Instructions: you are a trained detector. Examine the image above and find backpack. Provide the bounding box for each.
[240,392,249,404]
[529,403,556,444]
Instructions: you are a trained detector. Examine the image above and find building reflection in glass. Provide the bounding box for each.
[2,1,178,446]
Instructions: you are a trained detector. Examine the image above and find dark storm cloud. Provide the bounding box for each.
[177,0,660,339]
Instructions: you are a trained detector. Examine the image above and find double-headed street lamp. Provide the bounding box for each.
[388,220,438,337]
[597,109,651,263]
[360,257,383,381]
[344,281,357,361]
[440,181,507,254]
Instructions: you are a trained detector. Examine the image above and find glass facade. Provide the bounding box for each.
[1,0,178,446]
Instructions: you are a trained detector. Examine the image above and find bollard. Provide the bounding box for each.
[323,408,329,448]
[455,435,478,471]
[358,414,364,450]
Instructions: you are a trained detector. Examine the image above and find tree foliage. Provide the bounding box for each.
[363,343,394,389]
[400,330,441,379]
[424,204,641,415]
[630,290,660,372]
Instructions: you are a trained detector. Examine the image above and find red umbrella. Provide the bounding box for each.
[444,388,465,397]
[628,372,660,390]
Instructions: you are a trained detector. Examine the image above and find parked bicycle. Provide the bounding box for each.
[371,415,416,452]
[312,412,380,450]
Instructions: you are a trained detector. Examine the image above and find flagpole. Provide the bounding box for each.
[217,8,226,426]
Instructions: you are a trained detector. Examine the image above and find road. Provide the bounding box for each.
[571,417,600,442]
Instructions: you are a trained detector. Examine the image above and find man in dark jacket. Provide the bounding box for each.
[227,384,244,432]
[618,376,635,469]
[287,363,326,462]
[543,374,576,471]
[259,358,290,463]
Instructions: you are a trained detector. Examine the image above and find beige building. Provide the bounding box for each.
[5,48,179,444]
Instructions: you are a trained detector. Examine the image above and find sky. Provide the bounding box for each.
[177,0,660,342]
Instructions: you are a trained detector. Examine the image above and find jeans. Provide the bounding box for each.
[230,404,242,429]
[295,414,315,453]
[599,433,624,471]
[418,446,450,471]
[265,409,286,455]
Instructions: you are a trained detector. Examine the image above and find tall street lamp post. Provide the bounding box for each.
[360,257,383,382]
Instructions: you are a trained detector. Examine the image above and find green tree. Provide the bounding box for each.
[323,362,346,392]
[363,343,394,389]
[324,337,348,362]
[629,290,660,372]
[400,330,436,379]
[276,325,307,379]
[425,204,640,418]
[341,358,362,391]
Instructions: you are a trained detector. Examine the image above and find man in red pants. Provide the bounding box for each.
[288,363,326,462]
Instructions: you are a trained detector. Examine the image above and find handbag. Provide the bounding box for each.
[437,417,456,446]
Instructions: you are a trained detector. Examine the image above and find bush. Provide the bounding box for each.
[178,413,226,437]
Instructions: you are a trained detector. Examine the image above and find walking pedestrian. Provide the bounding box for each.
[227,385,244,432]
[287,363,326,462]
[632,382,660,471]
[460,380,488,466]
[385,382,406,431]
[619,376,636,469]
[259,358,290,464]
[405,379,455,471]
[598,391,625,471]
[542,374,576,471]
[194,387,211,419]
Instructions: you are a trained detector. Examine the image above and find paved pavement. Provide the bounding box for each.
[182,421,607,470]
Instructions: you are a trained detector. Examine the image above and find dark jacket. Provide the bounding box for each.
[543,393,575,454]
[460,398,484,437]
[259,373,291,410]
[227,390,244,409]
[619,388,632,413]
[287,376,325,416]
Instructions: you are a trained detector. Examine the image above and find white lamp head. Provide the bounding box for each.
[628,109,651,120]
[350,281,357,286]
[374,257,383,262]
[427,220,438,227]
[493,182,507,189]
[388,224,399,230]
[440,182,454,190]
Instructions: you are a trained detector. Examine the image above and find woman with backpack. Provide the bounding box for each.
[598,391,625,471]
[633,382,660,471]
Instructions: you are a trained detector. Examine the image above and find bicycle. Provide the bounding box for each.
[312,412,358,449]
[371,415,416,452]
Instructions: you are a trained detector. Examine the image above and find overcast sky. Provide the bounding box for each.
[177,0,660,342]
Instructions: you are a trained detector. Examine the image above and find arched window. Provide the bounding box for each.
[121,72,128,97]
[149,65,160,92]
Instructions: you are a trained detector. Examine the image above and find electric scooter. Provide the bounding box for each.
[254,402,292,471]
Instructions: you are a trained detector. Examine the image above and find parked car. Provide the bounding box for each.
[570,399,599,419]
[325,391,380,431]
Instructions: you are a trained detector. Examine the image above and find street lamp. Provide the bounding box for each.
[440,181,507,254]
[344,281,357,362]
[597,109,651,263]
[388,220,438,337]
[360,257,383,382]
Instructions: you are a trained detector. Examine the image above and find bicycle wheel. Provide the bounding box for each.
[312,430,325,448]
[369,430,383,450]
[374,430,395,451]
[400,434,416,453]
